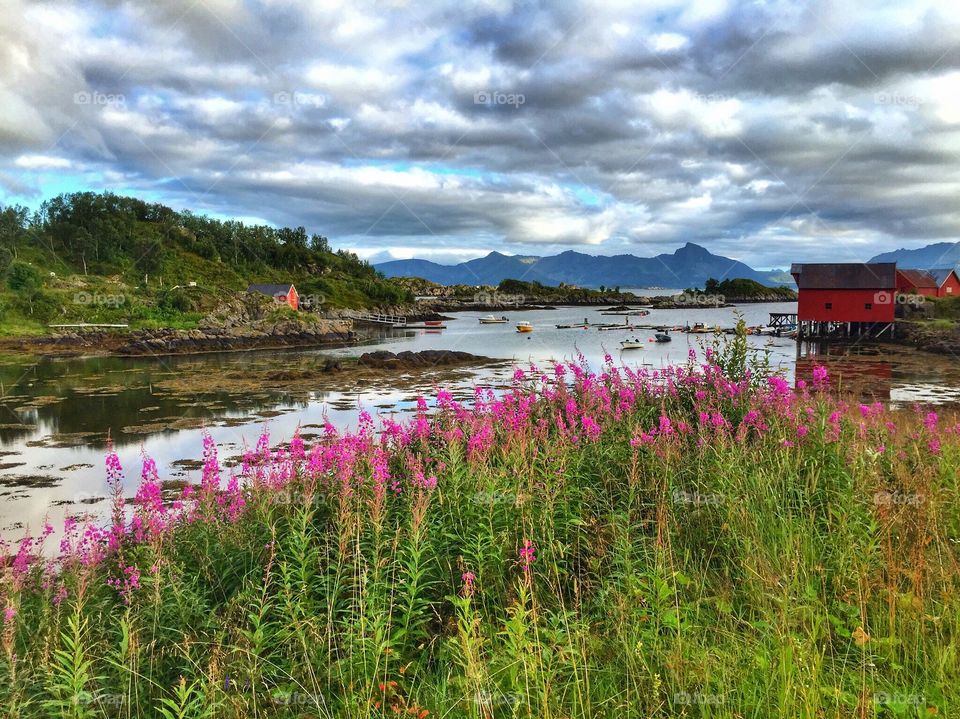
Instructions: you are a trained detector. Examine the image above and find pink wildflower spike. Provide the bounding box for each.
[811,365,829,388]
[3,606,15,625]
[519,539,537,573]
[461,571,476,597]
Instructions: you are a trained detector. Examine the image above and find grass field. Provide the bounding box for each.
[1,335,957,717]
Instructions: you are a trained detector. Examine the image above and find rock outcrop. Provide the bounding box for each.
[357,349,497,370]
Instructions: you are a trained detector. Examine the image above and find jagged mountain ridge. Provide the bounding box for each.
[376,243,789,288]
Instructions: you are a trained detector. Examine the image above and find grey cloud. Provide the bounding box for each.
[1,0,960,268]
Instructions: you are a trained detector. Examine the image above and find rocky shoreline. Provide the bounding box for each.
[887,322,960,357]
[1,320,357,358]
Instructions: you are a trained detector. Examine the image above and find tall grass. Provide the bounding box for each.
[1,340,958,717]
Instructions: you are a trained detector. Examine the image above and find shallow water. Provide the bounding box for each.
[0,301,954,542]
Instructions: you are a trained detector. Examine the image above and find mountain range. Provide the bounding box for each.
[375,243,791,289]
[868,242,960,269]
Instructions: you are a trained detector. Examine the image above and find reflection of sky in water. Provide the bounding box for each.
[2,300,956,543]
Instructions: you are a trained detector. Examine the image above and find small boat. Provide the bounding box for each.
[516,321,533,333]
[620,338,644,349]
[654,332,672,342]
[479,315,508,324]
[556,323,590,329]
[423,320,444,327]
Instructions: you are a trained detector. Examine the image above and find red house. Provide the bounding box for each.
[895,269,938,297]
[929,268,960,298]
[247,283,299,311]
[791,263,896,324]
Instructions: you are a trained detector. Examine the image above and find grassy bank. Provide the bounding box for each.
[1,340,958,717]
[0,193,412,336]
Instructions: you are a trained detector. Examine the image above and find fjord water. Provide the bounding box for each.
[2,300,959,542]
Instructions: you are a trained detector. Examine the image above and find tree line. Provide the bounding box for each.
[0,191,377,281]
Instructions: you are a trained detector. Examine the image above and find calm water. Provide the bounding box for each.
[1,301,955,542]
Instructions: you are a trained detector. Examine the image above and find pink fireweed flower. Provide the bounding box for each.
[630,429,656,447]
[811,365,829,388]
[924,411,939,431]
[288,431,306,461]
[929,438,941,455]
[108,565,141,604]
[768,376,791,396]
[658,415,674,437]
[461,571,476,597]
[581,415,601,441]
[519,539,537,573]
[3,606,15,625]
[796,425,809,438]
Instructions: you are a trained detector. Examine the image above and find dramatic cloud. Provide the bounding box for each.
[2,0,960,269]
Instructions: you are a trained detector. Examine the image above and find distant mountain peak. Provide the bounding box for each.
[376,245,788,288]
[674,242,711,257]
[869,241,960,269]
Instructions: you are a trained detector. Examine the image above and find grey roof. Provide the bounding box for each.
[896,269,937,288]
[928,268,958,287]
[247,283,295,295]
[790,262,896,289]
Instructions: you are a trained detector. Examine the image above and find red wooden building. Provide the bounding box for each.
[791,262,896,336]
[929,268,960,297]
[246,283,299,311]
[895,269,938,297]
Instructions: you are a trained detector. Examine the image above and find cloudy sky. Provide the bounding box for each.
[2,0,960,269]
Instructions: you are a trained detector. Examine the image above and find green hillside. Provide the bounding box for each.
[0,192,411,336]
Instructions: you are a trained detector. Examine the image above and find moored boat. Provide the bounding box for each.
[516,321,533,333]
[479,315,509,324]
[654,332,672,342]
[620,338,644,349]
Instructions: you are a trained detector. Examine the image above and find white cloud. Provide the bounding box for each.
[14,154,72,169]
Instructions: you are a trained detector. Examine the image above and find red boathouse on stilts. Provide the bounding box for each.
[790,262,896,339]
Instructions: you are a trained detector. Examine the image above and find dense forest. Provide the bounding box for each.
[0,192,411,333]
